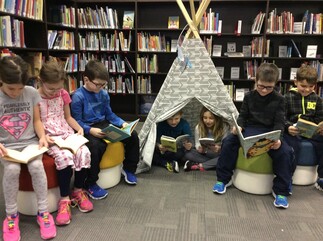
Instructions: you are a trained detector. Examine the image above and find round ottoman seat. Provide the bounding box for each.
[232,148,274,195]
[97,142,125,189]
[17,153,60,216]
[292,139,318,185]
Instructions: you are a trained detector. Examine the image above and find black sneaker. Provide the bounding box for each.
[184,160,194,172]
[172,161,179,173]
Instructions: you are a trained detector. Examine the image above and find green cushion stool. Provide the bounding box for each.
[232,148,274,195]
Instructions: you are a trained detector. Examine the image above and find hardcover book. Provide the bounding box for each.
[122,11,134,29]
[3,146,48,164]
[102,119,139,143]
[52,134,89,154]
[232,113,281,158]
[296,118,323,138]
[160,134,190,153]
[199,137,221,148]
[168,16,179,29]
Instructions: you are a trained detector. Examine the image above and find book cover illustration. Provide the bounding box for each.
[232,113,281,158]
[199,137,221,148]
[122,11,134,29]
[4,146,48,164]
[296,118,323,138]
[102,119,139,143]
[52,134,89,154]
[160,134,190,153]
[168,16,179,29]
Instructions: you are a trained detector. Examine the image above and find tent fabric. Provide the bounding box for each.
[137,37,238,174]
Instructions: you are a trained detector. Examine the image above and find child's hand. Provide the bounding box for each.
[0,143,7,157]
[209,144,221,153]
[158,144,167,153]
[77,128,84,136]
[317,126,323,135]
[39,136,48,148]
[271,139,281,150]
[197,146,205,153]
[122,122,128,128]
[288,125,299,136]
[45,135,55,145]
[232,126,241,135]
[91,127,107,138]
[183,141,192,151]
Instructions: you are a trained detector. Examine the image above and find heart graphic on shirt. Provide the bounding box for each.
[0,113,31,140]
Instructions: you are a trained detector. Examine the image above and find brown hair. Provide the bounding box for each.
[198,106,225,141]
[256,63,279,84]
[84,60,109,81]
[0,56,29,85]
[39,60,66,84]
[296,65,318,85]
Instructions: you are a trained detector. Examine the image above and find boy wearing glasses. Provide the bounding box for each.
[284,65,323,192]
[212,63,294,209]
[71,60,139,200]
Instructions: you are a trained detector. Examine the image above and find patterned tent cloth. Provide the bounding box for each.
[137,37,238,174]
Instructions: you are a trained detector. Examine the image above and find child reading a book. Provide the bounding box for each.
[183,107,230,171]
[212,63,294,209]
[71,60,140,199]
[38,61,93,226]
[284,64,323,191]
[0,56,56,240]
[152,110,192,173]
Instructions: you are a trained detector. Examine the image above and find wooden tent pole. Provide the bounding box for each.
[189,0,196,26]
[186,0,210,38]
[176,0,199,38]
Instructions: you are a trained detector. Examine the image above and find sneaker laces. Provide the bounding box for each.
[276,195,286,201]
[58,200,72,213]
[7,216,15,231]
[72,191,88,205]
[166,162,173,172]
[40,212,50,227]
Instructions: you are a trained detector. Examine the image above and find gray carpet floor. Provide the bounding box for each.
[1,165,323,241]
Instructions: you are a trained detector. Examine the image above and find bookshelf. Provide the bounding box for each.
[0,0,322,119]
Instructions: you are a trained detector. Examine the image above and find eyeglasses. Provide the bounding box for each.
[41,81,62,93]
[256,84,275,91]
[89,79,107,88]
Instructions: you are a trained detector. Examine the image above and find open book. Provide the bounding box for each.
[296,118,323,138]
[52,134,89,154]
[160,134,190,153]
[102,119,139,143]
[199,138,222,148]
[3,146,48,164]
[232,113,281,158]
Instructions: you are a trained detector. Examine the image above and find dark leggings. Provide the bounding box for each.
[57,166,87,197]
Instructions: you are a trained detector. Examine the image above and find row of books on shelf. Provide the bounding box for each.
[266,9,322,34]
[48,30,75,50]
[225,84,250,101]
[78,31,132,52]
[0,15,25,47]
[77,6,134,30]
[137,32,178,52]
[199,8,222,34]
[107,75,152,95]
[136,54,158,74]
[47,5,76,27]
[0,0,43,20]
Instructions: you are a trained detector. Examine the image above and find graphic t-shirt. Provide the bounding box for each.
[0,86,41,150]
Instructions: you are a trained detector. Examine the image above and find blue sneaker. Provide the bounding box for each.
[212,181,228,194]
[315,178,323,191]
[273,192,289,209]
[86,183,108,200]
[121,169,137,185]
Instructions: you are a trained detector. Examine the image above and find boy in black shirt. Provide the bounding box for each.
[213,63,294,209]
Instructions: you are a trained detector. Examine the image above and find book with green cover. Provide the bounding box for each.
[160,134,190,153]
[296,118,323,138]
[102,119,139,143]
[122,11,134,29]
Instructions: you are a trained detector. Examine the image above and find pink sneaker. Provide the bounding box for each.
[3,213,20,241]
[71,190,93,212]
[56,200,72,226]
[37,212,56,240]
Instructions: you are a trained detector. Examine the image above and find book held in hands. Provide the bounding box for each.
[102,119,140,143]
[52,134,89,154]
[199,138,221,149]
[232,113,281,158]
[160,134,190,153]
[3,146,48,164]
[296,118,323,139]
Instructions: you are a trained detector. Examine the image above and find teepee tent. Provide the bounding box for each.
[137,0,238,173]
